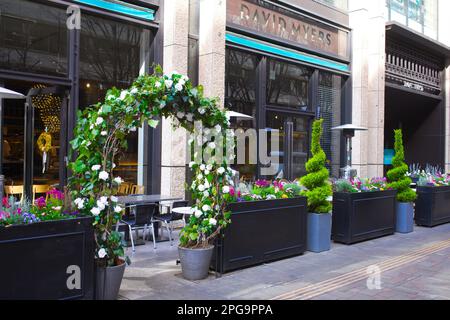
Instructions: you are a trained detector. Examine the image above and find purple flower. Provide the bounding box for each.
[255,180,270,188]
[47,188,64,200]
[22,213,40,224]
[35,197,46,208]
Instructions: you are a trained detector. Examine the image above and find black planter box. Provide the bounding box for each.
[332,190,397,245]
[0,217,94,300]
[212,197,307,274]
[415,186,450,227]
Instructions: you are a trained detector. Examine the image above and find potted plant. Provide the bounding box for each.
[211,180,307,274]
[0,191,94,300]
[300,119,332,253]
[332,177,397,244]
[387,129,417,234]
[415,173,450,227]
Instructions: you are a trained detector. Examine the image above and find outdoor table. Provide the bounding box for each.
[172,206,193,225]
[118,194,182,246]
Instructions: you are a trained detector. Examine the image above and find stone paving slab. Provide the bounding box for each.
[119,223,450,300]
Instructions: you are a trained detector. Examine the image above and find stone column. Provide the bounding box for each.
[198,0,226,106]
[349,0,385,178]
[161,0,189,198]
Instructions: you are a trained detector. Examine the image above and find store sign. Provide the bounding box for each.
[403,81,424,92]
[227,0,346,58]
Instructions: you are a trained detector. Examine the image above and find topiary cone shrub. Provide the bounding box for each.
[387,129,417,203]
[300,119,332,214]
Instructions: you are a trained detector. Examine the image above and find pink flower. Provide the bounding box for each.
[229,186,235,197]
[35,197,46,208]
[2,197,10,208]
[47,188,64,200]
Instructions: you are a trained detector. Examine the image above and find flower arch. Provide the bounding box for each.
[69,66,233,266]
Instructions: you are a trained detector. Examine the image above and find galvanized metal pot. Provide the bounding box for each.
[178,246,214,280]
[95,261,126,300]
[396,202,414,234]
[307,212,332,253]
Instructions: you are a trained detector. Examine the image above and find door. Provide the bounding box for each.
[25,86,69,199]
[265,111,311,181]
[1,80,69,201]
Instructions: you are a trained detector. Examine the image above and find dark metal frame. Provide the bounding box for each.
[0,0,163,195]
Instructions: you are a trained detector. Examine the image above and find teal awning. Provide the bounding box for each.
[226,33,349,73]
[74,0,155,21]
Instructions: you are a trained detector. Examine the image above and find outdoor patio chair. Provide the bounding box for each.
[152,200,189,245]
[4,186,24,202]
[33,185,50,202]
[116,203,157,252]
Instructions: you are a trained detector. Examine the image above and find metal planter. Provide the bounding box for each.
[415,186,450,227]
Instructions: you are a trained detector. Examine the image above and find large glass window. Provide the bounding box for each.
[79,14,152,186]
[0,0,68,77]
[267,59,312,112]
[385,0,438,39]
[225,49,258,181]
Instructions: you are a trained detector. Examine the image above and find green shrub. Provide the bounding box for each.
[387,129,417,203]
[334,179,354,193]
[300,119,332,213]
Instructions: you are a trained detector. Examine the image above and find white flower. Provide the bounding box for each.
[209,218,217,226]
[203,191,210,198]
[208,142,216,149]
[194,210,203,218]
[215,205,220,211]
[198,108,206,115]
[119,90,128,100]
[130,87,138,95]
[204,170,210,175]
[164,80,173,88]
[111,196,118,203]
[178,78,186,86]
[52,206,62,211]
[176,112,185,119]
[189,161,196,168]
[202,204,211,212]
[89,124,94,130]
[204,129,211,135]
[100,196,108,204]
[97,200,106,211]
[155,81,162,88]
[200,164,206,171]
[206,164,213,171]
[182,75,189,82]
[214,124,222,133]
[175,83,183,91]
[98,248,107,259]
[197,174,203,180]
[198,184,205,192]
[74,198,85,209]
[95,117,104,126]
[222,186,230,194]
[91,207,101,216]
[114,177,123,185]
[99,171,109,181]
[101,131,107,136]
[186,113,194,122]
[114,206,123,213]
[91,165,101,171]
[204,180,210,188]
[217,167,225,175]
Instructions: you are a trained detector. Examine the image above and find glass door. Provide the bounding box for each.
[265,111,311,180]
[1,80,69,201]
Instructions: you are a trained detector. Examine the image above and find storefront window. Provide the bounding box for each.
[79,14,152,186]
[318,72,343,178]
[267,59,312,111]
[0,0,68,77]
[385,0,438,39]
[225,49,258,181]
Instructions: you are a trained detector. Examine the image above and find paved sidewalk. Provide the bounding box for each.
[119,223,450,300]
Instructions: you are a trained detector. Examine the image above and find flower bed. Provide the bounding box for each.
[0,190,94,300]
[415,174,450,227]
[332,178,397,244]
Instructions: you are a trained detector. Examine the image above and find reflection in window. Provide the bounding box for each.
[0,0,67,76]
[79,14,152,185]
[385,0,438,39]
[225,49,258,181]
[267,59,312,111]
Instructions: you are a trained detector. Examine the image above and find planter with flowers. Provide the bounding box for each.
[0,190,94,300]
[415,173,450,227]
[332,177,397,244]
[210,180,307,274]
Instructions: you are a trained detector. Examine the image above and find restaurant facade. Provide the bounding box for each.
[0,0,449,201]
